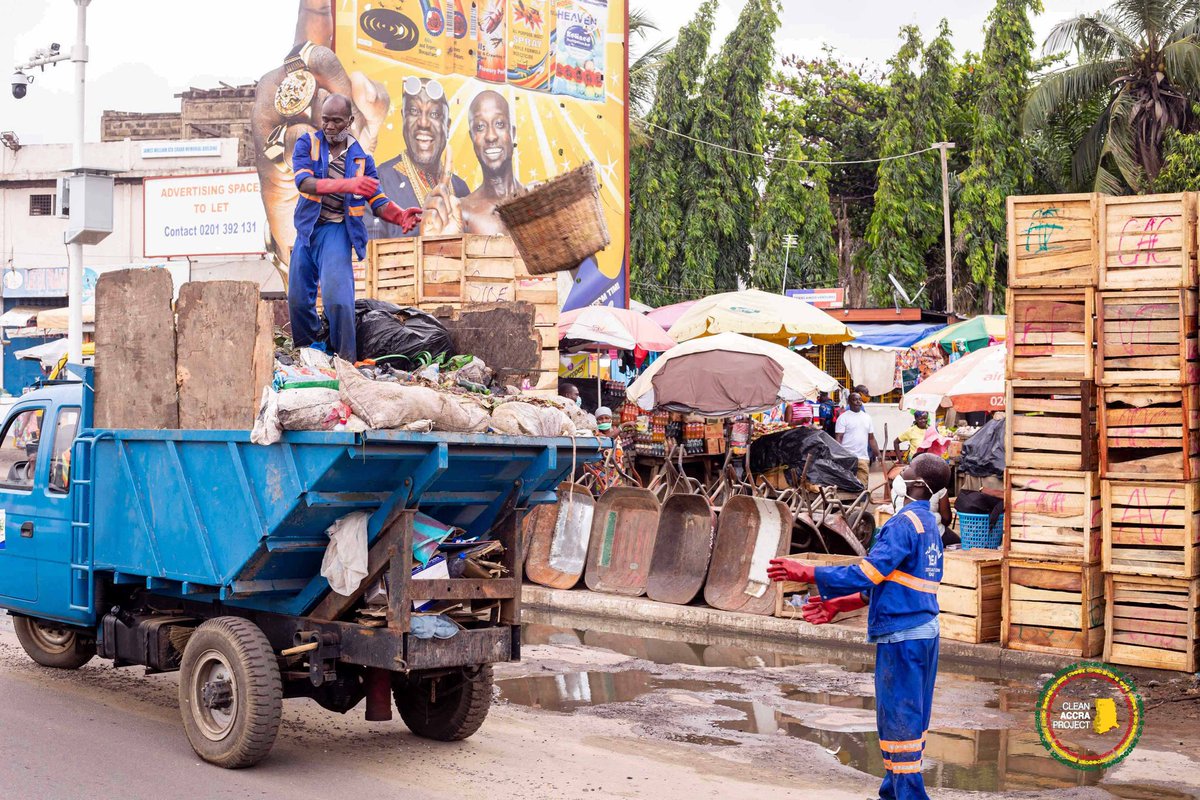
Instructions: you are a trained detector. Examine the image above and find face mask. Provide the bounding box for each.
[891,474,909,509]
[576,397,582,406]
[597,422,612,432]
[330,128,349,144]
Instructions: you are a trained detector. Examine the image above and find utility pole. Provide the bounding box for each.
[780,233,798,295]
[69,0,92,363]
[935,141,956,315]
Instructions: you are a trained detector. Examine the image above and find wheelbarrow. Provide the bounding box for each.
[703,494,793,615]
[646,447,717,605]
[584,469,662,596]
[524,481,597,589]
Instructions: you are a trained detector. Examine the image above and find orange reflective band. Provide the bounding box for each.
[879,736,925,753]
[300,192,320,202]
[309,132,320,154]
[348,205,365,216]
[295,168,314,178]
[884,759,923,774]
[369,193,386,204]
[902,511,925,534]
[859,560,885,585]
[886,569,939,594]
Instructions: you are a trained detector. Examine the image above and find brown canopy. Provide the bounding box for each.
[650,351,784,416]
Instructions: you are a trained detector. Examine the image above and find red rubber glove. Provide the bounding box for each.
[377,202,422,233]
[767,558,815,584]
[315,175,380,197]
[802,593,867,625]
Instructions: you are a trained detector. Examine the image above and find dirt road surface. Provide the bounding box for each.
[1,611,1197,800]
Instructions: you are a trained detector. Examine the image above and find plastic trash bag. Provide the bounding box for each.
[749,426,864,493]
[276,388,344,430]
[251,387,282,446]
[354,299,454,365]
[490,402,574,437]
[959,417,1006,477]
[321,511,370,596]
[337,358,490,432]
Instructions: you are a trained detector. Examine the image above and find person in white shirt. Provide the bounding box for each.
[835,392,878,491]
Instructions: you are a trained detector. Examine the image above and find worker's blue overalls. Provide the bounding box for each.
[815,499,942,800]
[290,131,392,361]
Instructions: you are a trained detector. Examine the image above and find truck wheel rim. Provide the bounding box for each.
[29,621,74,654]
[192,650,238,740]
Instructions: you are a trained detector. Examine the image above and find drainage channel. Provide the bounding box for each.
[499,622,1197,798]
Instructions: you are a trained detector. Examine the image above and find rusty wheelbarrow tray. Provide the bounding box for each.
[703,495,793,615]
[524,482,597,590]
[584,486,662,596]
[646,474,716,605]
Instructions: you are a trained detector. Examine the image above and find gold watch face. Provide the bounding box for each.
[275,69,316,118]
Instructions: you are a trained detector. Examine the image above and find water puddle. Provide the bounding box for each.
[497,670,739,713]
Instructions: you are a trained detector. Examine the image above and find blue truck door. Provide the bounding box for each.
[0,405,46,604]
[36,406,81,617]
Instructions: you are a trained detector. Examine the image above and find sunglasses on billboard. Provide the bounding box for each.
[403,76,445,101]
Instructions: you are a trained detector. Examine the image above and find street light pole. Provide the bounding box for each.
[781,233,798,295]
[935,141,956,315]
[68,0,91,363]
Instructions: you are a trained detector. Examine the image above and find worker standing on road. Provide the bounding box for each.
[768,453,949,800]
[290,93,422,361]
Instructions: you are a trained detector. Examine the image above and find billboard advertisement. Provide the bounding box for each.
[143,172,267,258]
[253,0,627,311]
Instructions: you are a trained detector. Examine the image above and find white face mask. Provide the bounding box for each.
[892,475,930,509]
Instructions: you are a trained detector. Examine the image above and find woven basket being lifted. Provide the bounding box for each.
[496,161,611,275]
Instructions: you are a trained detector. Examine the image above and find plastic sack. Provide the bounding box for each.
[297,347,333,371]
[251,387,282,446]
[337,359,490,432]
[548,397,598,434]
[354,299,454,365]
[749,426,864,493]
[277,388,344,431]
[959,417,1006,477]
[321,511,370,596]
[490,401,574,437]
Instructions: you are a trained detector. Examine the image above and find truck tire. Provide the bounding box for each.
[12,616,95,670]
[178,617,282,769]
[393,665,493,741]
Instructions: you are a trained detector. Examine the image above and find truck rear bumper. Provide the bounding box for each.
[333,621,517,671]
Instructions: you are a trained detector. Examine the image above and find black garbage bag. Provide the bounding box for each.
[959,417,1006,477]
[749,426,864,493]
[353,299,454,364]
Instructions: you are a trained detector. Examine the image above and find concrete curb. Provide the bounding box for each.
[522,585,1088,675]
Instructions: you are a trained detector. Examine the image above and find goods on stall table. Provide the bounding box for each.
[1002,560,1105,658]
[1098,384,1200,480]
[1099,192,1198,291]
[939,548,1003,644]
[1104,573,1200,672]
[1006,193,1099,289]
[1101,479,1200,579]
[1005,469,1101,564]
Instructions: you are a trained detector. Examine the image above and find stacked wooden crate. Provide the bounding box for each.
[1002,193,1105,657]
[1097,192,1200,672]
[364,234,561,395]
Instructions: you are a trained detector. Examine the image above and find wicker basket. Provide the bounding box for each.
[496,161,611,275]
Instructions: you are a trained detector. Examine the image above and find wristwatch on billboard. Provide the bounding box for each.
[264,42,318,169]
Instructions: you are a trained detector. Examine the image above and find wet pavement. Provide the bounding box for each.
[495,612,1200,798]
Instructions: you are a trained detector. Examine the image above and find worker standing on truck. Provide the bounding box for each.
[768,453,949,800]
[290,93,422,361]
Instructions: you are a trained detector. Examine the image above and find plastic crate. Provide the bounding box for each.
[958,512,1003,550]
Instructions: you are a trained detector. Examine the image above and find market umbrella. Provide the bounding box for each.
[645,300,697,331]
[912,315,1005,354]
[558,306,676,352]
[901,343,1006,413]
[627,332,839,416]
[667,289,857,345]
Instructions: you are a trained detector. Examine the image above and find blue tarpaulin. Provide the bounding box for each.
[845,323,947,350]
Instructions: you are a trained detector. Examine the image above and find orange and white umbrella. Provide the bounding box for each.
[901,343,1006,414]
[559,306,676,352]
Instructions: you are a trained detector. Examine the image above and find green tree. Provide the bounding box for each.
[1153,104,1200,190]
[1024,0,1200,193]
[953,0,1042,312]
[627,8,671,143]
[680,0,781,294]
[628,1,717,306]
[751,141,837,293]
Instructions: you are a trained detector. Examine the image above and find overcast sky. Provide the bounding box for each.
[2,0,1093,145]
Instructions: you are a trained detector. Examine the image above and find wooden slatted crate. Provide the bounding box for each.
[1096,289,1199,385]
[1099,385,1200,480]
[463,236,520,304]
[1105,574,1199,672]
[1006,381,1097,471]
[1007,193,1099,288]
[1006,288,1094,380]
[1002,560,1104,657]
[771,553,862,620]
[938,549,1002,643]
[366,238,417,305]
[418,235,466,302]
[1099,192,1197,290]
[1102,479,1200,578]
[1005,469,1101,564]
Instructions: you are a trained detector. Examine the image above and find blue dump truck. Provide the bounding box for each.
[0,368,601,767]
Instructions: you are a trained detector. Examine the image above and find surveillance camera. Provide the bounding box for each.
[49,43,61,53]
[11,72,32,100]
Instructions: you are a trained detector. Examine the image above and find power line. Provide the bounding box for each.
[644,120,942,166]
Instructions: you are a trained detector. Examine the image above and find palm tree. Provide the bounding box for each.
[628,8,671,143]
[1024,0,1200,193]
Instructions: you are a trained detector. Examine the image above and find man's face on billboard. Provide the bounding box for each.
[469,91,513,177]
[403,91,448,172]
